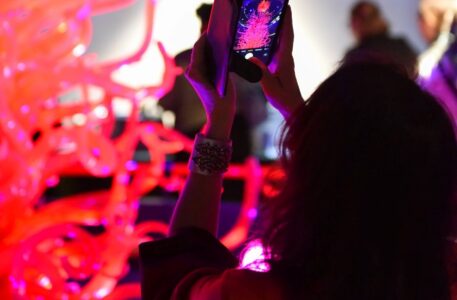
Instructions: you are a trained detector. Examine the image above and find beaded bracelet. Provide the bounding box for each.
[188,133,232,176]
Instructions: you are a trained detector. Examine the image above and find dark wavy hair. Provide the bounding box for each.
[260,62,457,299]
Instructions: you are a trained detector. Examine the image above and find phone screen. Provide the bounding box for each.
[233,0,287,64]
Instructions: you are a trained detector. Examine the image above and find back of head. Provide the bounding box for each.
[350,1,388,40]
[196,3,213,33]
[262,62,457,299]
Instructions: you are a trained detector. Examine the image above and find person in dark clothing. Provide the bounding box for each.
[417,0,457,131]
[140,6,457,299]
[345,1,418,78]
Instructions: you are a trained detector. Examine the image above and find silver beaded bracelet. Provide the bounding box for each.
[188,133,232,176]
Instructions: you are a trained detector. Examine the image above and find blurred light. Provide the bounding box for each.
[46,176,59,188]
[141,98,161,119]
[72,44,86,57]
[37,275,52,290]
[239,239,270,272]
[93,105,109,119]
[72,113,87,126]
[76,4,91,20]
[112,98,133,118]
[94,287,110,299]
[91,147,101,157]
[117,174,130,185]
[135,89,148,101]
[20,105,30,114]
[17,63,26,71]
[125,160,138,171]
[100,166,111,176]
[3,67,12,78]
[161,110,175,128]
[247,208,257,219]
[57,22,68,33]
[7,120,16,129]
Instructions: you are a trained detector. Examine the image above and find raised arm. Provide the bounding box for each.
[168,35,236,237]
[168,7,301,237]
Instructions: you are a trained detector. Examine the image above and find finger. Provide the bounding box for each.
[185,33,213,88]
[248,57,268,75]
[278,6,294,55]
[249,57,272,83]
[249,57,280,92]
[271,6,294,72]
[189,33,207,68]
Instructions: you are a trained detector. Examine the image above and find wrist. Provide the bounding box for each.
[203,108,235,140]
[189,133,232,176]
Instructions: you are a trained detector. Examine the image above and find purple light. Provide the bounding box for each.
[247,208,258,219]
[6,120,15,129]
[91,148,101,157]
[125,160,138,171]
[76,4,91,20]
[20,105,30,114]
[16,131,26,140]
[117,174,130,185]
[45,176,59,187]
[100,166,111,176]
[17,63,26,71]
[3,67,12,78]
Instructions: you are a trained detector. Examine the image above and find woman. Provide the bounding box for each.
[140,8,457,300]
[418,0,457,131]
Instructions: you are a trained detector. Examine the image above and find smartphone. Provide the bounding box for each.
[232,0,289,64]
[206,0,239,97]
[206,0,288,96]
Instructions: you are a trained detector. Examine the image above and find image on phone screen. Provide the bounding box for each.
[233,0,287,64]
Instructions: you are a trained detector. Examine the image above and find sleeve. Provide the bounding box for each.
[174,268,284,300]
[139,227,238,300]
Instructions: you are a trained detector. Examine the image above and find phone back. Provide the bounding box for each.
[206,0,239,97]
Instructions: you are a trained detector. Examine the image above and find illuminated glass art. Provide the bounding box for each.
[0,0,265,298]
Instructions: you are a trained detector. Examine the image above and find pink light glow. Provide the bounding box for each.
[0,0,274,298]
[239,239,270,272]
[37,275,52,290]
[247,208,258,219]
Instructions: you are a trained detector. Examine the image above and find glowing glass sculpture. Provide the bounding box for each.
[0,0,264,298]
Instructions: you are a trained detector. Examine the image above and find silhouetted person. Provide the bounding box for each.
[140,7,457,298]
[417,0,457,130]
[345,1,418,77]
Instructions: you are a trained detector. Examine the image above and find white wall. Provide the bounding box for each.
[88,0,426,97]
[289,0,425,96]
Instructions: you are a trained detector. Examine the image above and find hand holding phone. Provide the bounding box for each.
[249,6,304,118]
[206,0,289,96]
[186,34,236,140]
